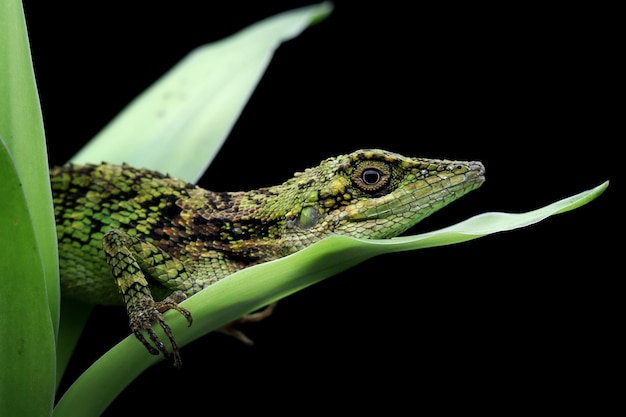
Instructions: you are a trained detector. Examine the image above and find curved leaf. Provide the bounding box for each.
[0,138,56,417]
[53,180,607,417]
[0,0,58,333]
[1,0,58,414]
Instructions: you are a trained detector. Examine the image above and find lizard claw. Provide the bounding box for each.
[128,290,192,368]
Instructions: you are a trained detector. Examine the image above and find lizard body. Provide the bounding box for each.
[52,149,485,366]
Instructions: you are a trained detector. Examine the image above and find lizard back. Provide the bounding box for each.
[51,163,278,304]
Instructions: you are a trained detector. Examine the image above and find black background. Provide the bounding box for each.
[21,1,618,414]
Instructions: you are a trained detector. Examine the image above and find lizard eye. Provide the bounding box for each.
[361,169,382,185]
[352,162,391,192]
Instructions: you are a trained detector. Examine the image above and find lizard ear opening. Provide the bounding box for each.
[296,206,320,229]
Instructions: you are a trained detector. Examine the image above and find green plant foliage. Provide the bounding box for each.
[0,2,609,417]
[0,0,58,415]
[0,138,56,417]
[0,0,59,329]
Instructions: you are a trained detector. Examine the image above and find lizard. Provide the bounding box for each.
[51,148,485,367]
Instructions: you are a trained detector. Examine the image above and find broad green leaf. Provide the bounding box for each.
[0,138,56,417]
[0,0,58,415]
[0,0,59,333]
[53,180,607,417]
[70,2,334,183]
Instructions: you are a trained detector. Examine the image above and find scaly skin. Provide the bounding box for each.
[52,149,485,366]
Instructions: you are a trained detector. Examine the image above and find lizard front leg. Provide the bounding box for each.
[103,229,192,368]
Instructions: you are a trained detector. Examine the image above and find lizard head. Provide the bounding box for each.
[280,149,485,245]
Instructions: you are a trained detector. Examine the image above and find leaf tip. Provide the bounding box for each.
[308,2,334,26]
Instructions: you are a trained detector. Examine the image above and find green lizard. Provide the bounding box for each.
[52,149,485,367]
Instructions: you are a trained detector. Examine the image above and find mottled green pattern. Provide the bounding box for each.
[52,149,485,365]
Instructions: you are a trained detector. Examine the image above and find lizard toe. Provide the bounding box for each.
[128,300,185,367]
[154,292,193,327]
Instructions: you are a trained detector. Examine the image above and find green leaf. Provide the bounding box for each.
[0,0,59,332]
[69,1,334,183]
[53,180,607,417]
[0,0,58,415]
[0,138,56,417]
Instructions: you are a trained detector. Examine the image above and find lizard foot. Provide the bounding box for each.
[217,302,277,345]
[128,290,192,368]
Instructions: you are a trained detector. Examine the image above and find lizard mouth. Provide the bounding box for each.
[468,161,486,182]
